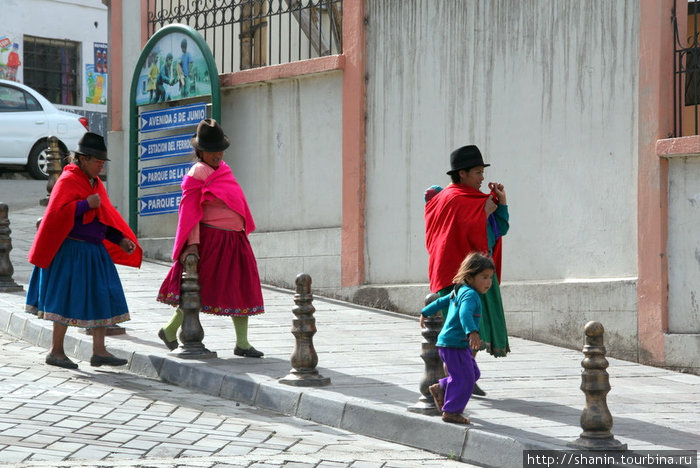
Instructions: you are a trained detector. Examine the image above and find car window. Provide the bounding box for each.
[24,92,42,111]
[0,85,42,112]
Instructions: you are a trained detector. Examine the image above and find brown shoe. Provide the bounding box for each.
[429,383,444,411]
[442,412,470,424]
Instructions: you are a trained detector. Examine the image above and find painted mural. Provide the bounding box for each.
[86,64,107,105]
[94,42,108,74]
[135,32,212,106]
[0,36,21,82]
[86,42,108,105]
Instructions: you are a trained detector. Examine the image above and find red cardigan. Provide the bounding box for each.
[28,164,142,269]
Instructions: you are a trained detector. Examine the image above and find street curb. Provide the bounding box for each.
[0,299,561,467]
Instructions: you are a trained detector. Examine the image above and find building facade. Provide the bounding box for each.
[105,0,698,373]
[0,0,108,135]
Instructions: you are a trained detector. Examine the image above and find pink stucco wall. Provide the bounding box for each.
[637,0,675,364]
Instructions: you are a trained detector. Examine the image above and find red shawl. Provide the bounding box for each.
[424,184,502,293]
[28,164,142,269]
[171,161,255,261]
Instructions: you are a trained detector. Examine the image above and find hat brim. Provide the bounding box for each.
[75,149,110,161]
[446,163,490,175]
[191,135,230,152]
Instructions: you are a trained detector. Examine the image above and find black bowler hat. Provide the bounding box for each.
[75,132,109,160]
[191,118,230,152]
[447,145,489,175]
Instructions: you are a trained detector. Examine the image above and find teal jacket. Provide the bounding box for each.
[422,284,482,349]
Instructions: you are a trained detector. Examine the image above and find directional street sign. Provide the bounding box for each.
[138,191,182,217]
[140,162,193,189]
[139,102,207,133]
[139,134,194,161]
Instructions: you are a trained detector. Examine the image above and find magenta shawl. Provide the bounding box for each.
[171,161,256,261]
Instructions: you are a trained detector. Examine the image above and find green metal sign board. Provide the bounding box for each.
[129,24,220,231]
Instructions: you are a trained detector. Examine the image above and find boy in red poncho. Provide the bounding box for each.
[424,145,510,396]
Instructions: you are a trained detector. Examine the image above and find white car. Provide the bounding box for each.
[0,79,88,179]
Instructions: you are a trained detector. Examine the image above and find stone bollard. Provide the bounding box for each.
[279,273,330,387]
[0,203,23,292]
[568,321,627,450]
[408,293,446,414]
[40,136,62,206]
[171,253,217,359]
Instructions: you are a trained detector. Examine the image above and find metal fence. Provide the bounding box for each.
[146,0,343,74]
[674,0,700,137]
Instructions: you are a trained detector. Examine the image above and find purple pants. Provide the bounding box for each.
[438,347,481,414]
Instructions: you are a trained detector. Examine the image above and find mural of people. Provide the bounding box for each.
[147,52,159,103]
[135,32,211,106]
[94,43,108,75]
[179,38,192,98]
[154,53,176,103]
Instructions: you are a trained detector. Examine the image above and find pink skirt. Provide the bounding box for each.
[157,224,264,316]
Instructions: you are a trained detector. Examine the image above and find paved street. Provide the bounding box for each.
[0,330,472,467]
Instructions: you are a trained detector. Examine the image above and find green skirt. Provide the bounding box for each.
[437,273,510,357]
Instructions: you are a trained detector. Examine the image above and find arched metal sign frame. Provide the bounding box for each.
[128,24,221,230]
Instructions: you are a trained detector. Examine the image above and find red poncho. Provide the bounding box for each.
[28,164,142,269]
[424,184,501,293]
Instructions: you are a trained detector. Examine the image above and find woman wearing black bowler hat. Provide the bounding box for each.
[26,132,143,370]
[157,119,265,357]
[423,145,510,397]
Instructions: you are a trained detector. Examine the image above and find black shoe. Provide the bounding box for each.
[473,383,486,396]
[233,345,264,358]
[90,354,128,367]
[158,328,178,351]
[46,353,78,369]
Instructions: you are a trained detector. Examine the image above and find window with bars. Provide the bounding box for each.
[147,0,343,75]
[23,36,80,106]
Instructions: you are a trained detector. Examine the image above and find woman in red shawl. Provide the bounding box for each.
[26,132,142,370]
[157,119,265,357]
[424,145,510,396]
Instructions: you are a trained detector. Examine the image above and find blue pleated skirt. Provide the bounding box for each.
[25,238,130,328]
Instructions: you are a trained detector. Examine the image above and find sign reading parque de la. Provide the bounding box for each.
[128,24,221,231]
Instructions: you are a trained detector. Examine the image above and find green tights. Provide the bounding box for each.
[161,308,252,350]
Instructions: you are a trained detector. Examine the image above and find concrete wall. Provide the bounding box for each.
[360,1,640,357]
[666,154,700,372]
[667,156,700,334]
[221,75,344,291]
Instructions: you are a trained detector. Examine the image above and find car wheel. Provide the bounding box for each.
[27,142,50,180]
